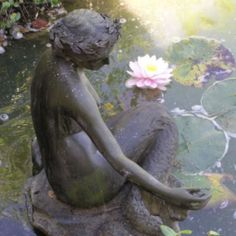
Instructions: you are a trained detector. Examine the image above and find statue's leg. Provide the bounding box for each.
[107,102,178,166]
[106,102,180,235]
[29,102,181,236]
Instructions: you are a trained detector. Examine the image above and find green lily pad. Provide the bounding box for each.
[175,116,226,173]
[201,78,236,134]
[166,37,235,87]
[174,172,211,189]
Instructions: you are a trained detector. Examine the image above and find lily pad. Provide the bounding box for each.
[166,37,235,87]
[201,78,236,134]
[175,116,226,173]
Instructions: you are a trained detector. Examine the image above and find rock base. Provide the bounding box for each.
[26,170,188,236]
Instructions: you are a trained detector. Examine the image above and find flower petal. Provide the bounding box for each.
[136,79,146,88]
[149,81,158,89]
[125,79,137,88]
[157,86,167,91]
[144,79,150,85]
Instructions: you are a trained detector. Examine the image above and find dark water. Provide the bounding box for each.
[0,33,48,209]
[1,0,236,235]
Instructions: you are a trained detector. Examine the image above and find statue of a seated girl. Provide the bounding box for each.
[29,9,211,235]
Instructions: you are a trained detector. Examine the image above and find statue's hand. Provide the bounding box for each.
[170,187,211,210]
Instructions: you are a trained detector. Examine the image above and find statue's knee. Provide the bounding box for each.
[141,102,167,113]
[136,102,170,123]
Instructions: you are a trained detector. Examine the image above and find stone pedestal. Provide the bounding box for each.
[26,170,188,236]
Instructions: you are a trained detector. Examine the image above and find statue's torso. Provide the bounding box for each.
[31,50,124,208]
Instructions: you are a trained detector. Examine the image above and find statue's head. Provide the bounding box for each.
[49,9,121,70]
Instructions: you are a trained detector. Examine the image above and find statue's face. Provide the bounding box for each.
[68,49,110,70]
[79,57,109,70]
[89,57,110,70]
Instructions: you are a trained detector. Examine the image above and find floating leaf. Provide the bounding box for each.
[201,78,236,134]
[207,230,220,236]
[102,102,117,116]
[180,229,193,235]
[175,116,226,172]
[103,102,114,111]
[160,225,177,236]
[166,37,235,87]
[204,173,236,207]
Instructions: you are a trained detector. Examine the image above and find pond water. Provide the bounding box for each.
[1,0,236,235]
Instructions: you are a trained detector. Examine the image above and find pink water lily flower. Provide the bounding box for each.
[125,55,173,91]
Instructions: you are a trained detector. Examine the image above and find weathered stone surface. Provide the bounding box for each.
[27,169,188,236]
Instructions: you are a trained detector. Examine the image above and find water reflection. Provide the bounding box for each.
[0,34,48,209]
[122,0,235,47]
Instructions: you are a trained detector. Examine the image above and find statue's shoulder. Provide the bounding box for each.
[36,49,54,70]
[34,49,61,81]
[32,49,57,90]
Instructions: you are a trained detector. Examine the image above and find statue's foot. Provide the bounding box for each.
[168,187,211,210]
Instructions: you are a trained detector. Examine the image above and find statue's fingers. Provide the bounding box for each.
[185,188,211,198]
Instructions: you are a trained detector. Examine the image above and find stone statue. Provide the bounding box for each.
[28,9,211,236]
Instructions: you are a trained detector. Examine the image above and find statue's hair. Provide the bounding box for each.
[49,9,121,60]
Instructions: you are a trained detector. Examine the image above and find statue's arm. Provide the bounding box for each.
[58,73,210,210]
